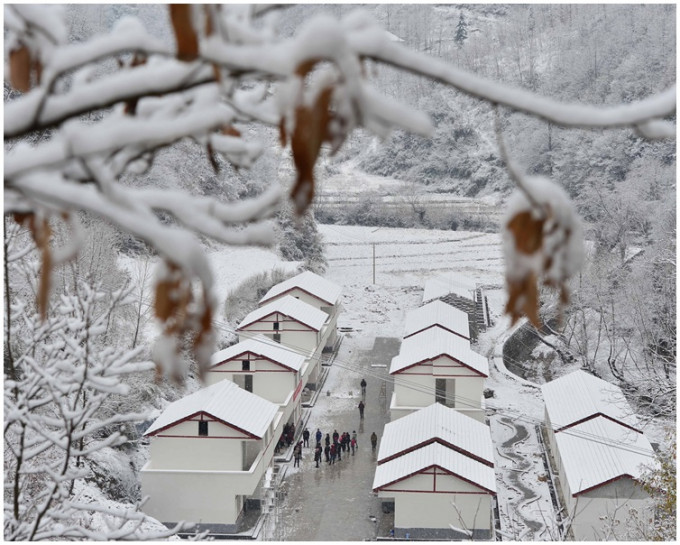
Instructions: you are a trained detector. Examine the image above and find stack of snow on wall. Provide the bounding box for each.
[141,271,341,534]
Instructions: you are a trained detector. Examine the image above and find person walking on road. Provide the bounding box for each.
[358,400,365,419]
[324,444,330,463]
[360,378,367,396]
[315,428,322,445]
[325,433,330,447]
[329,443,337,464]
[314,444,322,468]
[293,442,302,467]
[332,429,339,444]
[335,440,342,461]
[302,428,310,447]
[350,436,357,455]
[370,432,378,451]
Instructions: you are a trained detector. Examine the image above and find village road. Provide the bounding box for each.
[273,336,400,541]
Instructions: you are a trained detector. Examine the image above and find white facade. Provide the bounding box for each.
[141,381,283,531]
[389,329,488,422]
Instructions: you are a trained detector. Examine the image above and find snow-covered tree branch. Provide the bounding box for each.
[4,3,675,376]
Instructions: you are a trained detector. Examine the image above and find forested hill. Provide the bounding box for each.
[312,4,676,201]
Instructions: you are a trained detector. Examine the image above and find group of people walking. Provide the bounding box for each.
[286,379,379,469]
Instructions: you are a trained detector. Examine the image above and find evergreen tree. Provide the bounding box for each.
[276,203,327,274]
[455,12,468,48]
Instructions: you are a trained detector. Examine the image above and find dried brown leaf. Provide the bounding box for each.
[207,142,219,174]
[170,4,199,61]
[10,44,31,93]
[507,211,544,254]
[279,118,287,147]
[221,125,241,137]
[290,85,333,215]
[505,272,541,328]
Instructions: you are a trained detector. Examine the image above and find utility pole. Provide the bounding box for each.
[372,243,376,284]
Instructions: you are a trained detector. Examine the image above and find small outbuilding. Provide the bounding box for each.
[259,270,342,349]
[390,328,488,422]
[541,371,656,541]
[404,299,470,341]
[141,380,281,533]
[373,403,496,540]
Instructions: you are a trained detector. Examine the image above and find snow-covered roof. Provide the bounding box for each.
[372,442,496,494]
[390,328,488,376]
[541,370,640,432]
[422,272,477,304]
[259,270,342,307]
[210,335,305,372]
[404,300,470,340]
[238,295,328,332]
[555,416,656,496]
[378,403,494,466]
[144,380,279,438]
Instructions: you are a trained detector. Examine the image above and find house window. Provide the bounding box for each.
[273,333,281,343]
[198,421,208,436]
[242,360,250,371]
[273,322,280,331]
[435,378,455,408]
[245,375,253,393]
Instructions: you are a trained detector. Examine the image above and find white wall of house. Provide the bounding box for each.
[239,318,320,354]
[379,472,493,532]
[391,358,485,422]
[566,479,652,541]
[206,356,297,404]
[141,470,243,525]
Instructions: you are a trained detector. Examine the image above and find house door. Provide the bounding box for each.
[245,374,253,393]
[435,378,446,405]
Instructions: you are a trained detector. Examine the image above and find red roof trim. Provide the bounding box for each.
[378,438,494,468]
[404,325,469,341]
[556,413,641,434]
[573,473,641,496]
[374,464,495,495]
[237,311,319,332]
[260,286,335,307]
[145,410,261,439]
[392,354,487,377]
[210,350,299,372]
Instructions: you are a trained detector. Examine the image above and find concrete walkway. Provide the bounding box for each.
[269,336,401,541]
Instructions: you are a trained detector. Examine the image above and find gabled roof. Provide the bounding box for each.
[404,300,470,340]
[378,403,494,467]
[541,370,640,432]
[390,328,488,376]
[372,442,496,494]
[259,271,342,307]
[423,272,477,304]
[210,336,305,372]
[555,416,656,496]
[144,380,279,438]
[237,295,328,332]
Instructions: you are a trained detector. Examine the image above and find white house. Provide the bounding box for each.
[207,336,307,426]
[236,295,329,388]
[389,328,488,422]
[259,270,342,350]
[373,403,496,540]
[541,371,656,541]
[404,300,470,341]
[422,272,490,338]
[141,380,282,534]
